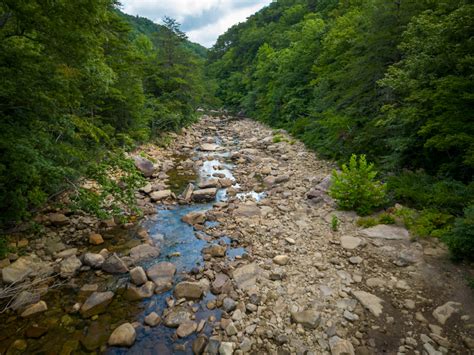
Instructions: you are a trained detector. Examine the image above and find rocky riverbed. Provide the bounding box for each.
[0,114,473,354]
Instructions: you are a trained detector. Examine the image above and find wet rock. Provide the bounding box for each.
[193,335,208,355]
[60,255,82,277]
[192,188,217,202]
[206,338,221,354]
[200,143,220,151]
[83,253,105,268]
[150,190,172,201]
[102,253,128,274]
[133,156,155,177]
[432,301,462,325]
[89,233,104,245]
[144,312,161,327]
[329,336,355,355]
[80,291,114,318]
[124,281,155,301]
[182,211,206,225]
[25,325,48,338]
[174,281,203,299]
[177,320,197,338]
[130,244,160,263]
[232,263,260,291]
[2,255,48,284]
[81,320,109,351]
[147,262,176,293]
[211,273,232,294]
[273,255,289,265]
[291,309,321,329]
[199,178,219,189]
[20,300,48,317]
[47,213,69,226]
[182,183,195,201]
[340,236,362,250]
[359,225,409,240]
[163,307,191,328]
[108,323,136,347]
[130,266,147,286]
[352,290,384,317]
[204,244,226,257]
[10,291,40,311]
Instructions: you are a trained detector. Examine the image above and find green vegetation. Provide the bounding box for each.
[443,205,474,261]
[331,215,339,232]
[0,2,210,229]
[329,155,386,216]
[357,213,395,228]
[208,0,473,260]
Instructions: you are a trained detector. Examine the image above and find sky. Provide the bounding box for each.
[120,0,273,48]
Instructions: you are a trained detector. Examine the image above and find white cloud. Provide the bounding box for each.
[120,0,272,47]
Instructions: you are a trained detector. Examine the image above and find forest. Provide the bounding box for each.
[207,0,474,260]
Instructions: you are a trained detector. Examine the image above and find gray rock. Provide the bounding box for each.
[232,263,260,291]
[147,262,176,293]
[108,323,136,347]
[340,236,362,250]
[329,336,355,355]
[130,266,147,286]
[219,342,235,355]
[291,309,321,329]
[124,281,155,301]
[163,307,191,328]
[144,312,161,327]
[352,290,384,317]
[359,225,409,240]
[150,190,172,201]
[102,254,128,274]
[432,301,462,325]
[130,244,160,263]
[2,255,49,284]
[60,255,82,277]
[182,183,194,201]
[193,336,208,355]
[222,297,236,313]
[176,320,197,338]
[47,213,69,226]
[80,291,114,318]
[83,253,105,268]
[233,205,261,218]
[211,273,231,294]
[133,156,155,177]
[200,143,220,151]
[10,291,40,311]
[174,281,203,299]
[192,188,217,202]
[182,211,206,225]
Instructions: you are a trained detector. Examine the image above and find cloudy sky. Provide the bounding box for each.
[120,0,273,47]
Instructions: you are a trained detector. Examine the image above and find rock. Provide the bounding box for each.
[199,178,219,189]
[200,143,220,151]
[273,255,289,265]
[60,255,82,277]
[423,342,442,355]
[1,255,48,284]
[182,211,206,225]
[8,339,27,352]
[211,273,232,294]
[349,256,363,264]
[144,312,161,327]
[47,213,69,226]
[20,300,48,317]
[233,205,261,218]
[130,266,147,286]
[102,254,128,274]
[359,225,409,240]
[108,323,136,347]
[80,291,114,318]
[56,248,78,258]
[147,262,176,293]
[163,307,191,328]
[83,253,105,268]
[80,284,99,294]
[89,233,104,245]
[352,290,384,317]
[174,281,203,299]
[225,322,238,336]
[177,320,197,338]
[222,297,236,313]
[130,244,160,263]
[219,342,235,355]
[232,263,260,291]
[182,183,194,201]
[10,291,40,311]
[432,301,462,325]
[219,178,233,187]
[329,336,355,355]
[81,320,109,351]
[291,309,321,329]
[150,190,172,201]
[124,281,155,301]
[25,325,48,338]
[192,188,217,202]
[133,156,155,177]
[45,235,66,254]
[204,244,226,257]
[340,236,362,250]
[193,336,208,355]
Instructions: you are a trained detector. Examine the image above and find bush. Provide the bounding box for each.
[329,154,387,215]
[396,207,453,238]
[443,205,474,261]
[0,235,8,259]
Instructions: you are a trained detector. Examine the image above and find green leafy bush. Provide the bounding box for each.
[331,215,339,231]
[329,155,387,215]
[396,207,453,238]
[356,217,379,228]
[378,213,396,225]
[443,205,474,261]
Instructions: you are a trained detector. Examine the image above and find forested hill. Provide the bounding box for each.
[0,1,211,229]
[207,0,474,260]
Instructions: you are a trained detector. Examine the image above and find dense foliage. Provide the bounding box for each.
[208,0,473,259]
[0,1,208,228]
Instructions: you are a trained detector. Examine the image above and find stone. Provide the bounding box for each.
[423,342,442,355]
[130,266,147,286]
[222,297,237,313]
[192,188,217,202]
[193,336,208,355]
[150,190,172,201]
[81,320,109,351]
[273,255,289,265]
[199,178,219,188]
[232,263,260,291]
[340,236,362,250]
[182,211,206,225]
[219,178,233,187]
[177,320,197,338]
[108,323,136,347]
[26,325,48,338]
[124,281,155,301]
[60,255,82,277]
[130,244,160,263]
[329,336,355,355]
[204,244,226,257]
[366,278,385,288]
[47,213,69,226]
[89,233,104,245]
[2,255,48,284]
[83,253,105,268]
[56,248,78,258]
[80,284,99,294]
[80,291,114,318]
[147,262,176,293]
[102,254,128,274]
[144,312,161,327]
[11,291,40,311]
[182,183,194,201]
[9,339,27,352]
[163,307,191,328]
[211,273,232,294]
[200,143,220,151]
[359,225,409,240]
[233,204,261,218]
[225,322,238,336]
[349,256,363,264]
[352,290,384,317]
[20,300,48,317]
[174,281,203,299]
[219,342,235,355]
[133,156,155,177]
[432,301,462,325]
[291,309,321,329]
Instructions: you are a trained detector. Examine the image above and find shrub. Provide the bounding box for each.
[396,207,453,238]
[329,154,387,215]
[357,217,378,228]
[331,215,339,231]
[443,205,474,261]
[378,212,396,225]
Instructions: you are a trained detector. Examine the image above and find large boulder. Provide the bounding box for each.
[146,262,176,293]
[192,188,217,202]
[174,281,203,300]
[80,291,114,318]
[359,225,409,240]
[2,255,51,284]
[150,190,172,201]
[102,254,128,274]
[233,205,261,218]
[83,253,105,268]
[182,211,206,225]
[108,323,136,347]
[60,255,82,277]
[133,156,155,177]
[129,244,160,263]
